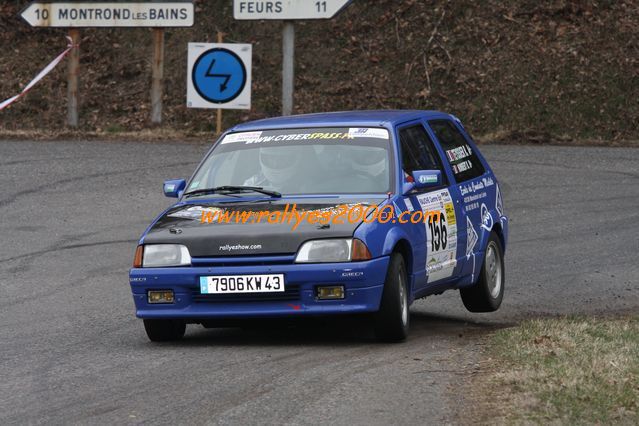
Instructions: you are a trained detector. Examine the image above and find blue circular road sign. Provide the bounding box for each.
[192,48,247,104]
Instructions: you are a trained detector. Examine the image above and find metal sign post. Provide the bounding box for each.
[282,22,294,116]
[20,1,194,127]
[67,28,80,127]
[150,28,164,125]
[216,31,224,135]
[233,0,352,116]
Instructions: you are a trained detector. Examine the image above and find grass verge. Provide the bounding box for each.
[472,316,639,424]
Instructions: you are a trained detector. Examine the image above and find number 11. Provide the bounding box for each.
[316,1,327,12]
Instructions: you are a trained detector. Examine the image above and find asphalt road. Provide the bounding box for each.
[1,140,637,425]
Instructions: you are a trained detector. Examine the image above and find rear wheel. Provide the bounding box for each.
[460,232,504,312]
[143,319,186,342]
[373,253,409,342]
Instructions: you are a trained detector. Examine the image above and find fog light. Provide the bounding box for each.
[148,290,174,304]
[316,285,345,300]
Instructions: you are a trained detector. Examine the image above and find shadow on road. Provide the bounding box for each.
[157,311,511,348]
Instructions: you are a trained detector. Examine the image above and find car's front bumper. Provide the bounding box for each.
[129,256,390,320]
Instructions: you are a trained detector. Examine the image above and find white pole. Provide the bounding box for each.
[282,21,295,116]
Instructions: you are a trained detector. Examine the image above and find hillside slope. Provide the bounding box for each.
[1,0,637,142]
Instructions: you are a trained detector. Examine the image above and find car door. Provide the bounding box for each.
[426,118,488,281]
[397,122,464,287]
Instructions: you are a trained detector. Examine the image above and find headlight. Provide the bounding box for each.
[142,244,192,267]
[295,238,361,263]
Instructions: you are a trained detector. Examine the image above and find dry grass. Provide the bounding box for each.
[470,316,639,425]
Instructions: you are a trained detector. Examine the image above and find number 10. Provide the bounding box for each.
[316,1,327,12]
[35,8,49,20]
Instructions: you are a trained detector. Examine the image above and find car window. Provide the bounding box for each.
[188,127,393,195]
[428,119,485,183]
[398,124,447,184]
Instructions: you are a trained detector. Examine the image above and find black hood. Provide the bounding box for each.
[142,197,386,257]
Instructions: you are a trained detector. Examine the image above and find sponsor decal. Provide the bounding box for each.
[480,203,494,231]
[466,216,478,258]
[459,176,494,196]
[404,197,414,212]
[219,243,263,251]
[418,174,438,184]
[221,131,263,144]
[445,144,472,162]
[452,160,472,174]
[444,202,457,226]
[223,128,389,145]
[416,189,458,283]
[347,128,389,139]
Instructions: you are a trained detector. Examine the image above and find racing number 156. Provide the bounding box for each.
[428,214,447,252]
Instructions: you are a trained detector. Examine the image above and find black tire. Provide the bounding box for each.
[373,253,410,342]
[143,319,186,342]
[460,231,505,313]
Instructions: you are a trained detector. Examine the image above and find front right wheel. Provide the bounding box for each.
[460,231,505,312]
[373,253,409,342]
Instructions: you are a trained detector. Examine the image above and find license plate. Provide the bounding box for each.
[199,274,285,294]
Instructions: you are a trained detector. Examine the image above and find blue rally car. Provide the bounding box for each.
[130,111,508,342]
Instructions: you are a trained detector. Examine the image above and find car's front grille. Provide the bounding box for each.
[191,284,301,303]
[191,254,296,267]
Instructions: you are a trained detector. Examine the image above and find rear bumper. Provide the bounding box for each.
[129,256,390,320]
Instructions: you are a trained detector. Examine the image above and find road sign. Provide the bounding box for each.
[234,0,352,20]
[20,1,194,27]
[233,0,353,116]
[187,43,252,110]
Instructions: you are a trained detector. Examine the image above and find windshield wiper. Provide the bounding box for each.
[184,185,281,198]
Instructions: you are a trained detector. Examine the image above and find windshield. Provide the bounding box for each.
[188,127,393,195]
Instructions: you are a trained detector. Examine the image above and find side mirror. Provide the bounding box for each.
[402,170,441,195]
[163,179,186,198]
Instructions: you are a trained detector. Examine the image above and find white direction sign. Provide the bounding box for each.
[20,2,194,27]
[187,43,252,110]
[234,0,352,20]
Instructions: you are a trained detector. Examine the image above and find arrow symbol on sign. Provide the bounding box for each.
[205,59,231,92]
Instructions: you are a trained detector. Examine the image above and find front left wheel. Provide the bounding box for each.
[373,253,410,342]
[143,319,186,342]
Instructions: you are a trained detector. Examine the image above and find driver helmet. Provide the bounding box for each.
[259,147,301,185]
[350,148,386,176]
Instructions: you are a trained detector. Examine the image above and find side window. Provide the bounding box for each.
[429,120,485,183]
[398,124,447,185]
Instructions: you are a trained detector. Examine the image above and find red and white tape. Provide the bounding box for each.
[0,37,78,111]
